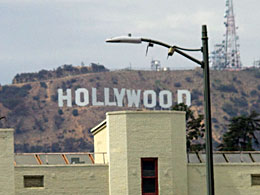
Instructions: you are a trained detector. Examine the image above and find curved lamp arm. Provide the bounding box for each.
[106,36,203,66]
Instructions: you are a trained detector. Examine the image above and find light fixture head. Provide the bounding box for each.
[106,36,142,44]
[168,47,175,56]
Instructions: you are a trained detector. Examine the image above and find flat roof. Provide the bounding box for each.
[188,152,260,163]
[14,152,107,165]
[14,152,260,165]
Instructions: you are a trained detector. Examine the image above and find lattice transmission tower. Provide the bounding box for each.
[211,0,242,70]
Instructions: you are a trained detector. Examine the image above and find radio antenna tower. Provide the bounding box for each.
[211,0,242,70]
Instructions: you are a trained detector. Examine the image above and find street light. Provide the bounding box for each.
[106,25,215,195]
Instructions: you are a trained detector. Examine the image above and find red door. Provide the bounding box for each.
[141,158,158,195]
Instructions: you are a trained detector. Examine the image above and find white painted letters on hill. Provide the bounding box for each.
[58,88,191,108]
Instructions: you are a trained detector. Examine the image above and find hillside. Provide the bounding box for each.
[0,65,260,152]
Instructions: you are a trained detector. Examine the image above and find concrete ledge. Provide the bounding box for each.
[106,110,185,116]
[0,128,14,132]
[188,163,260,166]
[15,164,109,168]
[91,120,107,135]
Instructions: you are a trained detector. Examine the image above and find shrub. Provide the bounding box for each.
[194,100,203,106]
[56,67,64,77]
[252,103,260,112]
[14,104,29,116]
[22,84,32,91]
[192,89,202,101]
[78,138,93,151]
[81,67,89,73]
[223,116,228,121]
[236,80,242,85]
[57,134,64,139]
[51,94,58,102]
[58,109,63,115]
[195,71,203,78]
[112,77,118,85]
[240,110,248,116]
[29,145,44,153]
[34,119,44,132]
[222,103,238,117]
[212,118,218,123]
[233,97,248,107]
[216,84,238,93]
[0,85,31,109]
[65,80,73,88]
[51,143,61,152]
[232,76,241,84]
[72,109,79,116]
[250,90,258,97]
[174,82,181,87]
[54,115,64,129]
[63,64,74,71]
[90,63,108,72]
[43,117,48,123]
[40,82,47,88]
[185,77,192,83]
[38,70,49,80]
[241,91,247,97]
[155,80,165,90]
[254,70,260,78]
[70,79,77,83]
[15,121,24,135]
[33,96,39,101]
[64,138,76,151]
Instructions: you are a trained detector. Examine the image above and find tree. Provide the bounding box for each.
[172,103,205,152]
[218,111,260,151]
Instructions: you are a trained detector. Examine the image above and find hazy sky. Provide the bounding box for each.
[1,0,259,84]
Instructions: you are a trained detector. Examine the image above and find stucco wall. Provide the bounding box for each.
[0,129,15,195]
[107,112,128,195]
[188,163,260,195]
[15,165,109,195]
[107,111,187,195]
[93,126,108,164]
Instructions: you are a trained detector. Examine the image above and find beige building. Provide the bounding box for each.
[1,111,260,195]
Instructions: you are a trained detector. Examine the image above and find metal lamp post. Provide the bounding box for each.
[106,25,215,195]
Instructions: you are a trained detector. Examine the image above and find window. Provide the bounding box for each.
[252,174,260,186]
[71,157,80,164]
[24,175,44,188]
[141,158,158,195]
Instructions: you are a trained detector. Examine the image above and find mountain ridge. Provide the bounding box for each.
[1,65,260,152]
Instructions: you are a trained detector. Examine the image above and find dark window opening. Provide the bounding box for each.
[71,157,80,164]
[141,158,158,195]
[70,157,84,164]
[24,175,44,188]
[252,174,260,186]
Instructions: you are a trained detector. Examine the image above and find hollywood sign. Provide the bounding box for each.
[58,88,191,108]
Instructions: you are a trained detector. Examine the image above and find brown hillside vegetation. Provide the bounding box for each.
[12,63,108,84]
[0,66,260,152]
